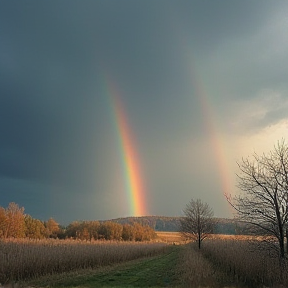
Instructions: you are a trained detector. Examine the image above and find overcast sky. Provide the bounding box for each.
[0,1,288,224]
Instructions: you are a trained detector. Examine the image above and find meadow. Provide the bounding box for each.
[1,233,288,287]
[157,233,288,287]
[201,239,288,287]
[178,238,288,288]
[0,238,168,284]
[155,231,188,244]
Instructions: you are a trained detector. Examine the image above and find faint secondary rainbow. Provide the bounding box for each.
[172,19,236,205]
[105,78,147,216]
[198,84,234,197]
[191,70,235,208]
[174,23,236,214]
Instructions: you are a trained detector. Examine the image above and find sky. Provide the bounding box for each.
[0,0,288,225]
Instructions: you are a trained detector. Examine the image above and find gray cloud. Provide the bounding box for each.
[0,0,287,223]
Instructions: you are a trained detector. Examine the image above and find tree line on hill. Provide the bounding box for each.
[0,202,156,241]
[111,215,246,235]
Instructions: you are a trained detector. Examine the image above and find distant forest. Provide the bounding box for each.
[110,216,246,235]
[0,203,156,241]
[0,202,247,241]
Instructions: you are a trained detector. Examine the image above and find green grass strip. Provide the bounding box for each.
[24,246,182,288]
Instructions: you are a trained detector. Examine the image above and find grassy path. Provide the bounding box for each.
[24,246,182,288]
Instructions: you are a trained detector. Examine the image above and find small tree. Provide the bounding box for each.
[226,139,288,260]
[180,199,214,249]
[4,202,26,238]
[122,224,136,241]
[0,207,7,238]
[65,221,80,239]
[24,215,46,239]
[45,218,60,238]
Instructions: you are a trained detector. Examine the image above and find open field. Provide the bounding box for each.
[155,232,188,244]
[22,246,181,288]
[20,240,287,288]
[155,231,270,244]
[201,239,288,287]
[0,239,168,284]
[2,236,288,287]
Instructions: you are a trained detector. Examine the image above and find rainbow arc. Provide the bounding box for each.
[106,78,146,216]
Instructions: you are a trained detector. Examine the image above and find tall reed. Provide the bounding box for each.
[0,238,168,283]
[202,239,288,287]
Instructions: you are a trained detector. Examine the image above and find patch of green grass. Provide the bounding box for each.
[23,246,181,288]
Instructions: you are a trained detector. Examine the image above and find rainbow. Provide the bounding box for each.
[106,79,147,216]
[199,87,233,196]
[176,26,235,214]
[192,74,235,209]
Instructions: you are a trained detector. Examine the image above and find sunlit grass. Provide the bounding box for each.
[21,246,181,288]
[0,238,168,284]
[201,239,288,287]
[155,231,188,244]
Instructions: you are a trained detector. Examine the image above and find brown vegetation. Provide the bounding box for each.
[0,203,156,241]
[201,239,288,287]
[177,244,223,287]
[0,238,168,284]
[156,231,188,244]
[207,233,275,241]
[155,231,270,245]
[178,239,288,287]
[2,235,288,287]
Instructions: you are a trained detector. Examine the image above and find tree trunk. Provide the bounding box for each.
[279,236,285,259]
[286,227,288,255]
[274,196,285,259]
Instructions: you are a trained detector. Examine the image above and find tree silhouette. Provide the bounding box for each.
[226,140,288,260]
[180,199,214,249]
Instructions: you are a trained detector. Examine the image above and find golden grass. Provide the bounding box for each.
[155,231,268,244]
[0,238,168,284]
[155,231,189,244]
[178,239,288,287]
[207,234,276,241]
[177,244,222,287]
[202,239,288,287]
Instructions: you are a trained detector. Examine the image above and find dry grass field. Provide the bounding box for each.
[178,239,288,288]
[207,233,275,241]
[155,231,267,244]
[155,232,288,287]
[156,231,188,244]
[1,234,286,287]
[0,238,168,284]
[202,239,288,287]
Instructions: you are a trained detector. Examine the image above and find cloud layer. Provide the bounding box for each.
[0,1,287,223]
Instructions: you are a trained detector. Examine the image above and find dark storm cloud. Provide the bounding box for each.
[0,2,105,184]
[0,0,198,185]
[0,0,287,222]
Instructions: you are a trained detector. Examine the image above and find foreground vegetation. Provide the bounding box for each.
[2,234,288,287]
[181,238,288,288]
[23,246,181,288]
[0,239,168,284]
[202,239,288,287]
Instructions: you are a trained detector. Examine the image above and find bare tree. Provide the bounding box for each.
[226,139,288,260]
[180,199,214,249]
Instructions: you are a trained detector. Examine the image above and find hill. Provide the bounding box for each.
[106,216,241,234]
[107,216,181,232]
